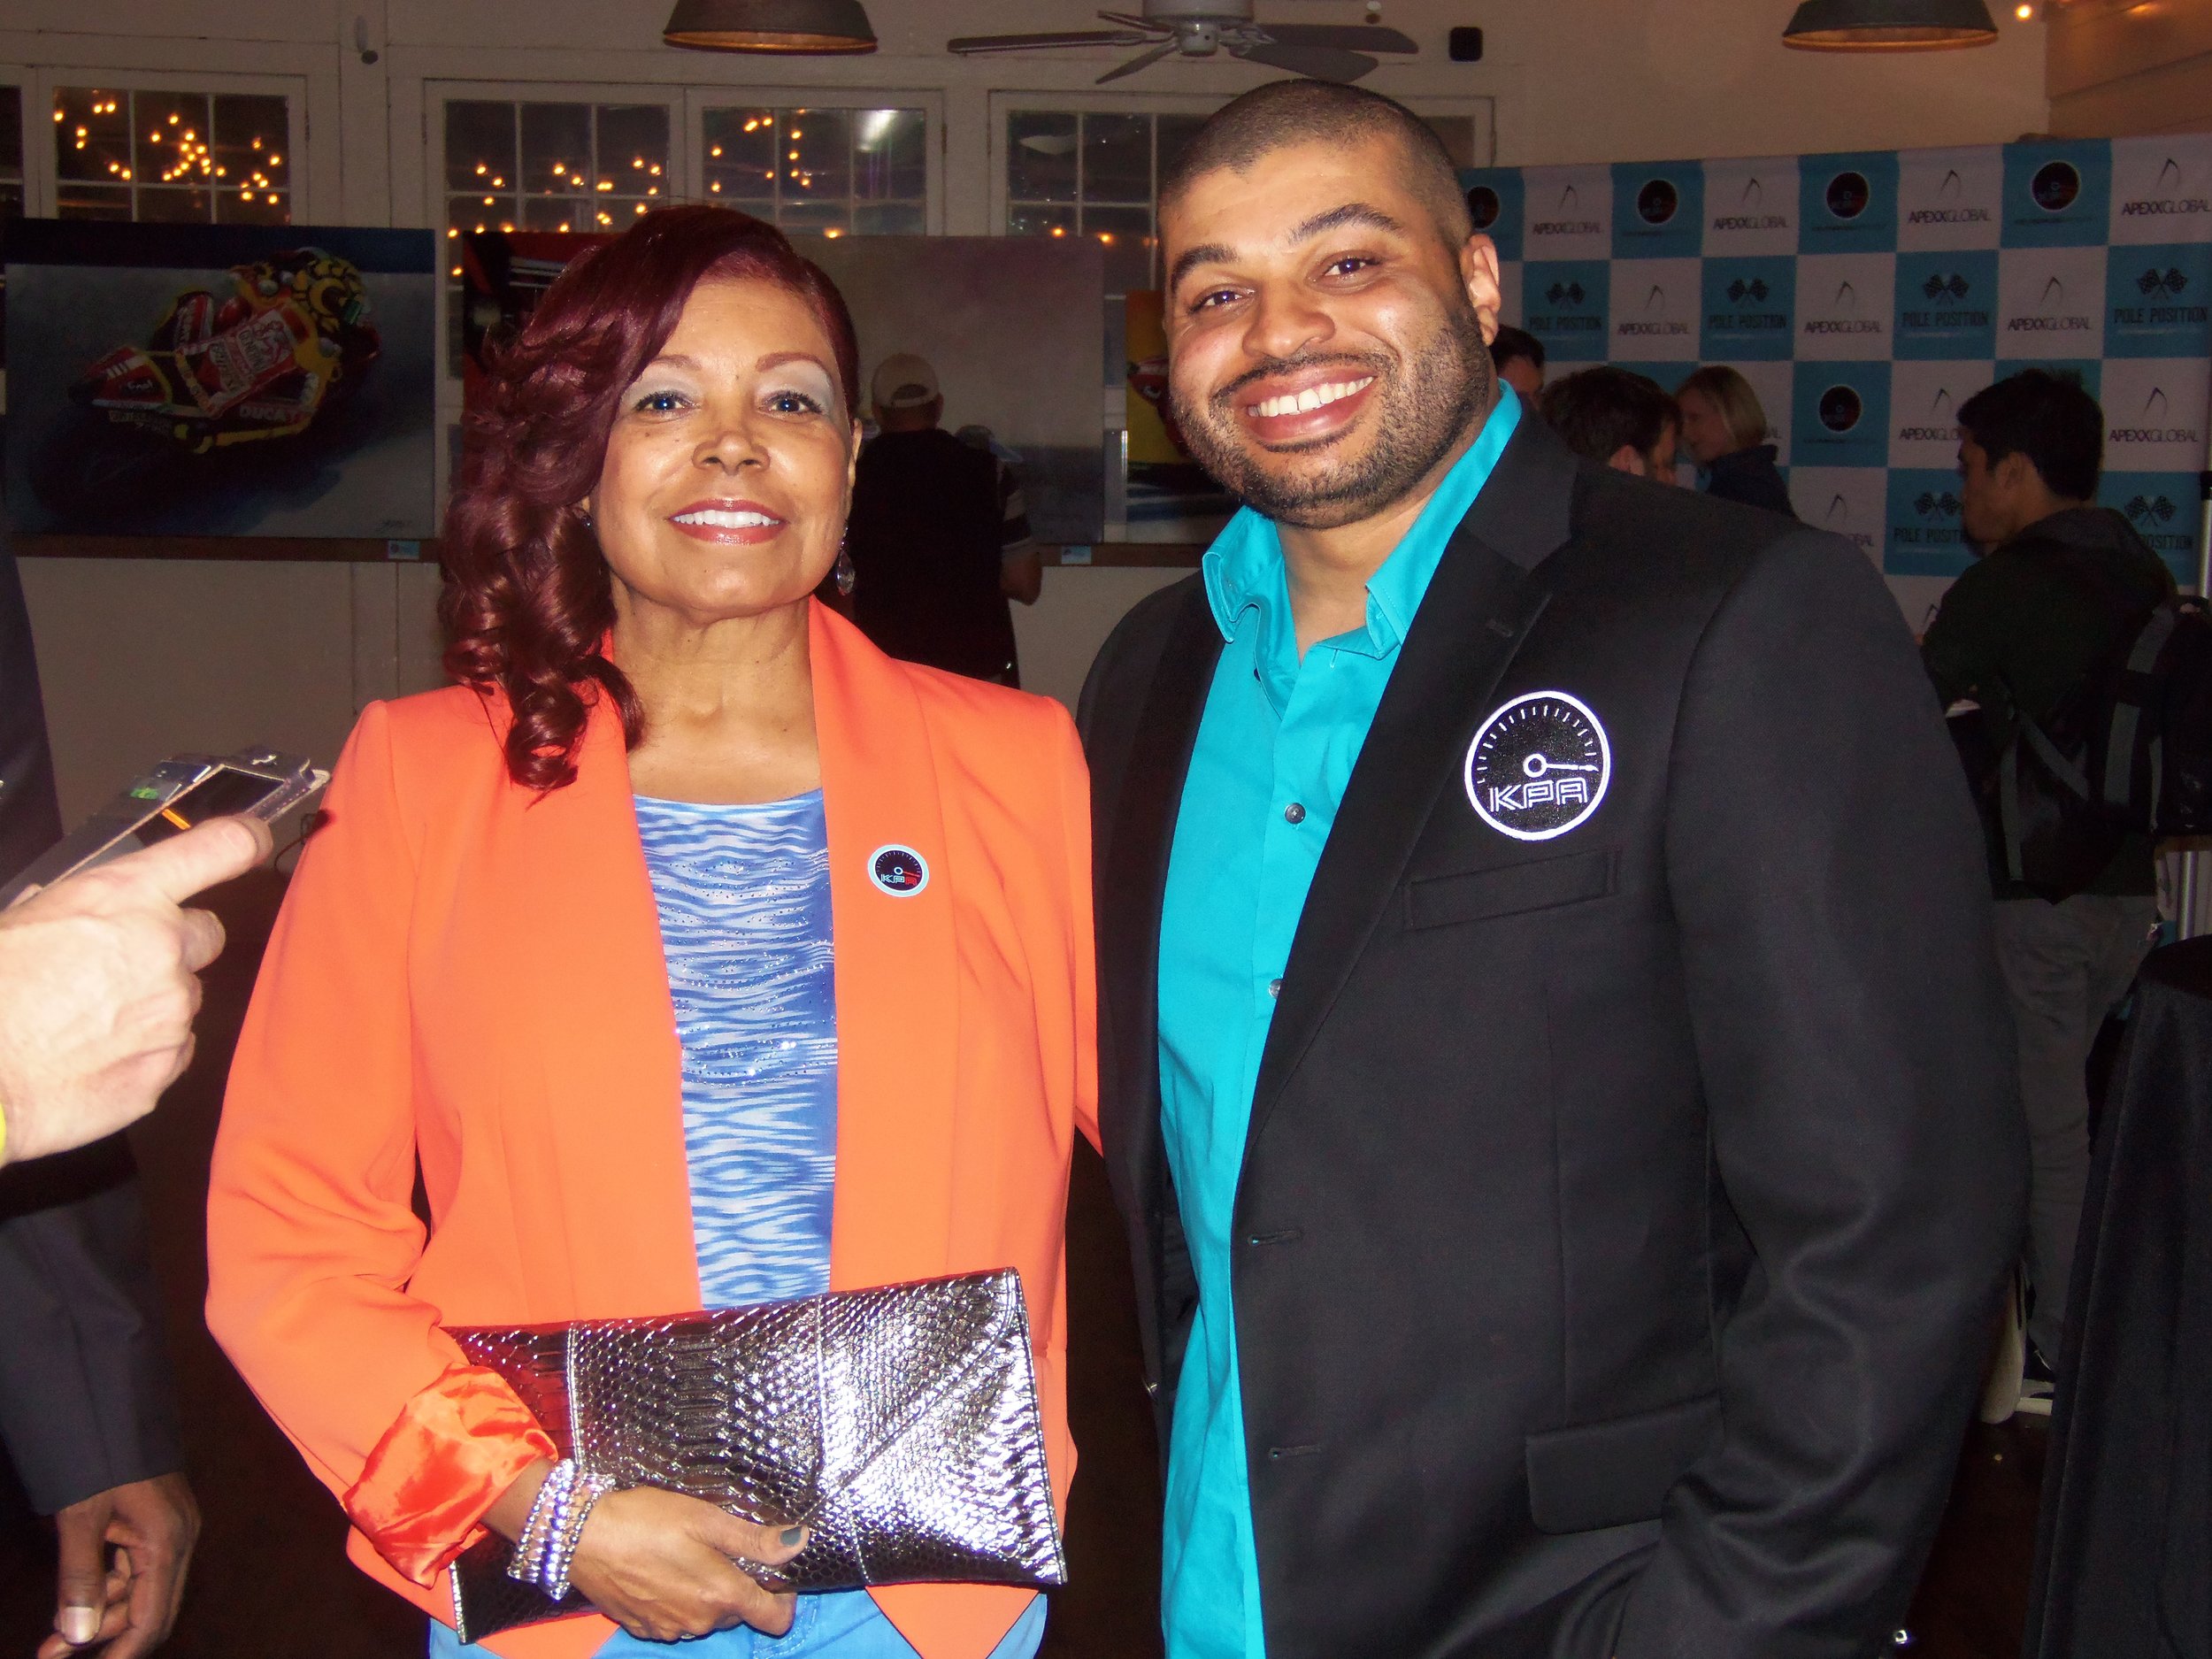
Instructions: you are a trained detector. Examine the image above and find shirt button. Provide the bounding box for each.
[1268,978,1284,999]
[1283,802,1307,825]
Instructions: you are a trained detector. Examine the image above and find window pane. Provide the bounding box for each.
[600,104,670,201]
[1008,204,1076,240]
[1082,113,1149,204]
[217,188,289,226]
[1007,112,1077,204]
[853,108,924,201]
[56,181,131,219]
[521,196,586,233]
[1087,204,1154,291]
[703,107,778,202]
[783,109,849,204]
[134,90,213,191]
[519,102,591,204]
[854,201,925,236]
[446,102,516,192]
[778,197,851,236]
[449,193,517,237]
[137,186,211,223]
[55,87,132,186]
[213,94,288,201]
[0,85,22,184]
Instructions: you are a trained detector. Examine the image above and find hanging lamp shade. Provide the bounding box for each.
[1783,0,1999,50]
[663,0,877,53]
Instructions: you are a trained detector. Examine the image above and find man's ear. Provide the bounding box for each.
[1993,448,2040,496]
[1460,234,1504,347]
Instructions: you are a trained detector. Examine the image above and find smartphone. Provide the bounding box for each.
[0,747,329,907]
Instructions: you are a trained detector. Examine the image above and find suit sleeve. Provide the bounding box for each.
[0,1145,182,1513]
[204,702,553,1587]
[1617,530,2026,1658]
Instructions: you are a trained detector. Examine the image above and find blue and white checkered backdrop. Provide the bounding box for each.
[1463,136,2212,588]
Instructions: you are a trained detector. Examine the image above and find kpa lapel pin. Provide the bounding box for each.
[1464,691,1611,841]
[867,843,931,897]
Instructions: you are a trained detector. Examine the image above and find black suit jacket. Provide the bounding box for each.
[0,528,183,1514]
[1078,416,2025,1659]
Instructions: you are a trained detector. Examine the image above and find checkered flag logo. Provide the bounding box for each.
[1726,277,1770,303]
[1914,490,1962,518]
[1546,280,1586,306]
[2126,495,2179,526]
[1921,273,1972,302]
[2138,266,2190,300]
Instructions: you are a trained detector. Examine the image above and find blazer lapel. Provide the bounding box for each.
[1244,416,1582,1152]
[809,603,963,1294]
[502,696,701,1320]
[1099,581,1223,1202]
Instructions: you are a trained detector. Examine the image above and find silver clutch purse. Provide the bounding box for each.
[442,1269,1066,1641]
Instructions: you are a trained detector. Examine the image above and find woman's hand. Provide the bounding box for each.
[563,1486,806,1643]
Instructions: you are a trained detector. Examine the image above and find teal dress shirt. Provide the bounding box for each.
[1154,388,1522,1659]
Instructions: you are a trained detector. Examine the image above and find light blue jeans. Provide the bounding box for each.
[428,1589,1046,1658]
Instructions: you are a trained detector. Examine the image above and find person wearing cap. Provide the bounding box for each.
[844,353,1027,686]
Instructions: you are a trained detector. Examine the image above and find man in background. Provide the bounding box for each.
[1539,365,1680,482]
[1922,367,2170,1379]
[846,352,1029,686]
[1489,324,1545,400]
[955,422,1045,613]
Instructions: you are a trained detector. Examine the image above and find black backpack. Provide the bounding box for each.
[1970,557,2212,902]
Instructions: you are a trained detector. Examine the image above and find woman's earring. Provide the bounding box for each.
[833,535,856,598]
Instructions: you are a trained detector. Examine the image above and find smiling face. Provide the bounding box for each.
[588,275,859,629]
[1161,135,1502,530]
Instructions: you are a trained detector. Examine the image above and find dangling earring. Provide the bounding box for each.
[833,534,856,598]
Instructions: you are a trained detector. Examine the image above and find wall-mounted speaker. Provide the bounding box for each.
[1448,26,1484,62]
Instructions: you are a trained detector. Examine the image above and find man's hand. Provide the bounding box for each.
[0,816,272,1165]
[38,1472,200,1659]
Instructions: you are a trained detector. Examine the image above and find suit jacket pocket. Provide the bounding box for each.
[1405,849,1617,930]
[1525,1394,1721,1534]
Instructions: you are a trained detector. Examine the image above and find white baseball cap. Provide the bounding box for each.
[871,351,941,411]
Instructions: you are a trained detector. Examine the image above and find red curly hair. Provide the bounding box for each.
[442,206,861,790]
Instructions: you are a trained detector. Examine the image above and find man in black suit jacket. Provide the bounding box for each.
[1079,81,2024,1659]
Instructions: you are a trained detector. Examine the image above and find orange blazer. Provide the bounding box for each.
[206,604,1097,1659]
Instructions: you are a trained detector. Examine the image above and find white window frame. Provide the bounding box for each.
[0,60,320,221]
[988,88,1496,265]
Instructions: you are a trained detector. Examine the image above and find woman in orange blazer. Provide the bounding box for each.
[205,209,1094,1659]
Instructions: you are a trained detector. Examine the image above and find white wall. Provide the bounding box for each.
[3,1,2049,816]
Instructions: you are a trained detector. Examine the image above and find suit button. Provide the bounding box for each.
[1268,978,1283,999]
[1283,802,1306,824]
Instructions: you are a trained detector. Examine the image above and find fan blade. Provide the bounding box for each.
[1254,23,1417,53]
[949,29,1151,53]
[1096,40,1181,83]
[1231,40,1379,81]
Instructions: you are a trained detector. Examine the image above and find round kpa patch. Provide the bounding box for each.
[868,844,930,897]
[1463,691,1612,842]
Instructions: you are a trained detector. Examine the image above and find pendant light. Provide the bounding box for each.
[663,0,877,53]
[1783,0,2000,50]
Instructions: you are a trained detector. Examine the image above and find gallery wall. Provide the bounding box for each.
[2,0,2051,818]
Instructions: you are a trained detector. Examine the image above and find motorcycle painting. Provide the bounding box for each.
[5,222,434,539]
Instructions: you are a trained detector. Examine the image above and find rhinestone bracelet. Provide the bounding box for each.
[507,1459,578,1587]
[541,1471,611,1601]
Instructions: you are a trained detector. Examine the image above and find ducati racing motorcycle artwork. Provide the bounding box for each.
[33,248,383,522]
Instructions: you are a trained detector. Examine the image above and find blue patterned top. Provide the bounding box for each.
[634,790,838,1309]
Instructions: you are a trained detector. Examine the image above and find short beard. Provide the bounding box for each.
[1169,300,1496,530]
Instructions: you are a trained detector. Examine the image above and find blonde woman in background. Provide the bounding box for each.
[1676,365,1796,518]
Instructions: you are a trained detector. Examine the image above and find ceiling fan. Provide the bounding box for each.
[949,0,1418,84]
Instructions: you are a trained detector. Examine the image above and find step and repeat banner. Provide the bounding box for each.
[1462,136,2212,585]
